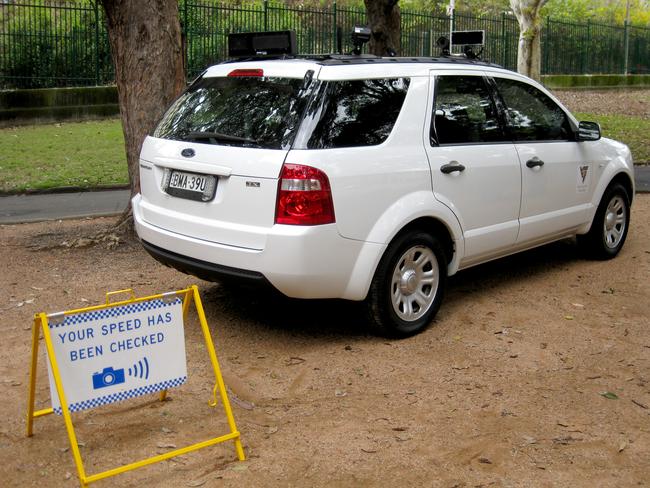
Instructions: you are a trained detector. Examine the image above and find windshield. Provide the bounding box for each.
[153,75,311,150]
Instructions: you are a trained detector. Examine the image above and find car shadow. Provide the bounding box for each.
[201,238,583,340]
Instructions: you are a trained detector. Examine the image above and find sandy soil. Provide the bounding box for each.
[0,193,648,487]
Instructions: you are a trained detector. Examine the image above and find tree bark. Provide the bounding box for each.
[510,0,549,81]
[99,0,185,227]
[364,0,401,56]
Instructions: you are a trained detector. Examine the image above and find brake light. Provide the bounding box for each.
[275,164,335,225]
[227,69,264,77]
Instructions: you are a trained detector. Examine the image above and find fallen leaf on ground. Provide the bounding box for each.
[600,391,619,400]
[157,442,177,449]
[186,479,207,487]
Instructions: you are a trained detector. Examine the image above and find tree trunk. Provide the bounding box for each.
[99,0,185,227]
[364,0,401,56]
[510,0,549,81]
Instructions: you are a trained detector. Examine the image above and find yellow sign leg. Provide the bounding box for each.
[192,285,246,461]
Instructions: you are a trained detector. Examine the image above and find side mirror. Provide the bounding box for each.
[577,121,601,141]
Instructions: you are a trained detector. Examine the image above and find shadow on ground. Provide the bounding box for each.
[198,238,583,340]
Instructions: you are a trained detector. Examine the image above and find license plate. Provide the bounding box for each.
[164,169,217,202]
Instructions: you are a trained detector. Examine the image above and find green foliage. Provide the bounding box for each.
[0,119,127,192]
[0,0,113,88]
[1,0,649,89]
[542,0,650,26]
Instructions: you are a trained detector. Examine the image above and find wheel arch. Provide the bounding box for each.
[580,169,634,235]
[342,206,463,301]
[609,172,634,204]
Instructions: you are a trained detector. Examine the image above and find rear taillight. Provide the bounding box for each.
[275,164,335,225]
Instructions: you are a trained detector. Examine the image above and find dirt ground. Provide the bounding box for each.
[0,193,648,487]
[554,89,650,118]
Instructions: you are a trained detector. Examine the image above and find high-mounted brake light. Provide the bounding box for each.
[275,164,335,226]
[227,69,264,77]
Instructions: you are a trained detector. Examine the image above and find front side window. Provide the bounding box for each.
[153,75,311,150]
[294,78,410,149]
[494,78,573,141]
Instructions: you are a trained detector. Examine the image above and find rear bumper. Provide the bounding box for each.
[133,194,381,300]
[141,239,271,285]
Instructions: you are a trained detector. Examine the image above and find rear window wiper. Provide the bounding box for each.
[185,131,258,145]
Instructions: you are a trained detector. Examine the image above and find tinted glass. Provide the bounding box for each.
[295,78,410,149]
[432,75,504,145]
[153,75,310,150]
[494,78,572,141]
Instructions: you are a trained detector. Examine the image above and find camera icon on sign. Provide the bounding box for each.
[92,367,125,390]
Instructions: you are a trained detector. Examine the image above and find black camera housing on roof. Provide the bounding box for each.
[451,30,484,47]
[228,31,297,58]
[351,25,372,55]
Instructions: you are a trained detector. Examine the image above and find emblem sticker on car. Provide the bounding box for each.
[181,148,195,158]
[576,164,590,193]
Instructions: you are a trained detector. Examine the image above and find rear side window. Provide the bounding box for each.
[494,78,573,141]
[432,75,505,145]
[153,75,310,150]
[295,78,410,149]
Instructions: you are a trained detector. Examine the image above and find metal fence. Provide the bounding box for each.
[1,0,649,89]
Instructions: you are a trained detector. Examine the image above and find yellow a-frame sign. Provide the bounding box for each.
[26,285,245,487]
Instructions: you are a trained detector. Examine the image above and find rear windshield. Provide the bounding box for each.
[294,78,410,149]
[153,74,410,151]
[153,75,310,150]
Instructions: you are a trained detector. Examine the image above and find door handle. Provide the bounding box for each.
[440,161,466,174]
[526,157,544,169]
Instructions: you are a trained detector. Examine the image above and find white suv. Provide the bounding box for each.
[133,48,634,336]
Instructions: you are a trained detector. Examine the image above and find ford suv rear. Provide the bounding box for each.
[134,31,634,336]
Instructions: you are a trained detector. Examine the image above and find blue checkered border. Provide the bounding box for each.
[49,297,183,329]
[54,376,187,415]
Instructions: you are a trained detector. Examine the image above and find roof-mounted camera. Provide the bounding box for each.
[351,25,371,55]
[438,30,485,60]
[228,30,297,58]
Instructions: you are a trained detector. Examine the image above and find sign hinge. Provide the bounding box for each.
[47,312,65,326]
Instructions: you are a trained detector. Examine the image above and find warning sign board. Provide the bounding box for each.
[46,295,187,414]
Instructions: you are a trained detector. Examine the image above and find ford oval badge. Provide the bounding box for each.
[181,148,195,158]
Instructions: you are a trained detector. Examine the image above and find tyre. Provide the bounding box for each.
[367,230,447,337]
[578,183,630,259]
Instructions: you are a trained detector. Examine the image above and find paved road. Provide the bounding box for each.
[1,167,649,225]
[0,189,130,224]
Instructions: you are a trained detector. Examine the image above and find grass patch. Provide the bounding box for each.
[575,112,650,165]
[0,119,127,192]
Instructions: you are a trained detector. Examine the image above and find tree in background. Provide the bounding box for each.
[510,0,548,80]
[99,0,185,227]
[364,0,401,55]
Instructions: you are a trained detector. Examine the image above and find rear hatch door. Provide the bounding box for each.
[138,60,321,250]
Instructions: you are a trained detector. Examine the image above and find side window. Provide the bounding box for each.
[301,78,410,149]
[494,78,573,141]
[432,75,504,145]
